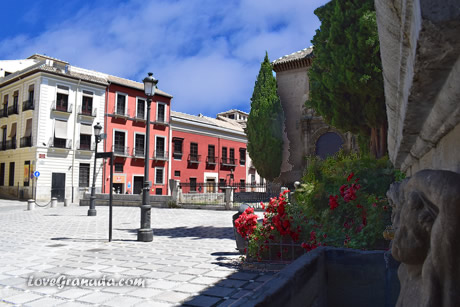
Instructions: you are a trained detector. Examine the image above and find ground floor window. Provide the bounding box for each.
[0,163,5,186]
[79,163,90,187]
[9,162,14,186]
[24,161,30,187]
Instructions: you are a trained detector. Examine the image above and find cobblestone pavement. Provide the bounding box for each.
[0,201,276,306]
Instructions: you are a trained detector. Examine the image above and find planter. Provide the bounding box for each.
[232,203,251,254]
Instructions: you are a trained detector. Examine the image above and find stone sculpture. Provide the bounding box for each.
[387,169,460,307]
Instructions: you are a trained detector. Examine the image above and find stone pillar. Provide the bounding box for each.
[27,199,35,211]
[51,197,57,208]
[224,187,234,210]
[169,179,180,204]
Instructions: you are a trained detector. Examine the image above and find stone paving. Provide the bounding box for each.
[0,200,277,306]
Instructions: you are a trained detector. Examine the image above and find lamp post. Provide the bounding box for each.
[137,72,157,242]
[88,122,103,216]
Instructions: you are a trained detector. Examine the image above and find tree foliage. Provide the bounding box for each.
[307,0,387,158]
[247,52,284,181]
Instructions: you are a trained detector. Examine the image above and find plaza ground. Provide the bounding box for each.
[0,200,277,306]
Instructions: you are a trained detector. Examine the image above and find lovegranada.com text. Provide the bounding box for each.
[27,275,146,289]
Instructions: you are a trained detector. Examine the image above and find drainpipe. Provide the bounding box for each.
[71,79,81,203]
[103,81,110,194]
[167,105,172,195]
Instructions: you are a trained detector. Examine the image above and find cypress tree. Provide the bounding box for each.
[247,52,284,181]
[308,0,387,158]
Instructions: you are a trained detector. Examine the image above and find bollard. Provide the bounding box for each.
[64,199,69,207]
[51,197,57,208]
[27,199,35,211]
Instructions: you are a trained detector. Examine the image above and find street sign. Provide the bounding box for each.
[96,152,113,159]
[34,171,40,177]
[127,182,131,189]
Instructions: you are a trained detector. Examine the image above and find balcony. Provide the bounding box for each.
[77,141,94,151]
[132,147,145,159]
[111,106,131,120]
[153,150,168,161]
[49,137,71,149]
[221,157,237,167]
[153,116,169,126]
[7,103,19,116]
[22,100,35,112]
[0,141,6,151]
[51,102,72,114]
[187,154,201,164]
[20,136,32,148]
[133,112,146,123]
[78,105,97,118]
[206,156,218,165]
[113,145,130,157]
[5,139,17,150]
[0,108,7,118]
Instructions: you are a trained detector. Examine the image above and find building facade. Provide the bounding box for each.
[102,76,172,195]
[170,111,261,193]
[0,55,107,202]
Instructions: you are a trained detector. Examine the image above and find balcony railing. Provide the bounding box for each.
[0,109,5,118]
[133,112,146,122]
[49,137,71,149]
[153,116,169,126]
[51,102,72,113]
[5,139,17,150]
[221,157,237,166]
[0,141,5,151]
[153,150,168,161]
[78,105,97,117]
[22,100,35,112]
[206,156,218,165]
[188,154,201,164]
[113,145,130,157]
[7,103,19,115]
[111,106,131,119]
[77,141,94,151]
[132,147,145,158]
[20,136,32,148]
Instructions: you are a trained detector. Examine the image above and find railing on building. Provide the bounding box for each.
[5,139,17,150]
[113,145,130,157]
[20,136,32,148]
[7,103,19,115]
[206,156,218,165]
[187,154,201,164]
[76,141,94,151]
[153,150,168,161]
[0,108,7,118]
[0,141,5,151]
[51,102,73,113]
[22,100,35,112]
[133,112,146,122]
[78,105,97,117]
[132,147,145,158]
[221,157,237,167]
[153,117,169,126]
[111,106,131,119]
[49,137,71,149]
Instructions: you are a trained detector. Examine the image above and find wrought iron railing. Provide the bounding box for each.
[206,156,218,165]
[221,157,237,166]
[153,150,168,161]
[132,147,145,158]
[187,154,201,163]
[49,137,71,149]
[77,141,94,151]
[51,101,72,113]
[7,103,19,115]
[78,105,97,117]
[20,136,32,148]
[113,145,130,156]
[22,100,35,111]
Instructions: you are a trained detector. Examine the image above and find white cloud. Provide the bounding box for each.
[0,0,329,116]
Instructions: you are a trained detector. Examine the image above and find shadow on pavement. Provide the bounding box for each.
[115,226,235,240]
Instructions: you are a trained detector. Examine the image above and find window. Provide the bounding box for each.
[174,170,180,177]
[222,147,227,162]
[115,163,124,173]
[190,178,197,192]
[80,134,91,150]
[208,145,216,163]
[116,93,126,115]
[156,136,165,158]
[155,167,164,184]
[13,92,18,108]
[114,131,126,154]
[79,163,90,187]
[134,134,145,156]
[260,177,264,185]
[219,178,225,188]
[28,85,34,103]
[190,143,198,158]
[240,179,246,191]
[228,114,235,119]
[56,85,69,111]
[136,98,145,119]
[229,148,235,164]
[0,163,5,186]
[81,91,93,115]
[251,174,256,186]
[173,138,183,159]
[239,148,246,165]
[54,120,68,148]
[9,162,14,186]
[157,103,166,122]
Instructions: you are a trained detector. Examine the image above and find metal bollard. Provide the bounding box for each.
[51,197,57,208]
[27,199,35,211]
[64,199,69,207]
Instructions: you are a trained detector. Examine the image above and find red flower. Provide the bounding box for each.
[329,195,339,210]
[347,172,354,182]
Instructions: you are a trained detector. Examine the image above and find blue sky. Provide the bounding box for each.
[0,0,329,116]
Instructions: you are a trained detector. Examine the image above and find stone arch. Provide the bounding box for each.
[309,126,346,158]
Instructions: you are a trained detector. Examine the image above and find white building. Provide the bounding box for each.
[0,54,107,202]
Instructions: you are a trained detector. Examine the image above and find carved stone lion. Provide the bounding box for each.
[387,169,460,307]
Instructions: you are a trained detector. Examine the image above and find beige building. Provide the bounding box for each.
[273,48,356,185]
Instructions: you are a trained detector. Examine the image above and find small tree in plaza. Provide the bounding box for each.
[247,52,284,181]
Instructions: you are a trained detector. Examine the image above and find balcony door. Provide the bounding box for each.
[114,131,126,154]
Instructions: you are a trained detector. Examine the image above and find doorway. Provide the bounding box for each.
[206,178,216,193]
[51,173,65,201]
[133,176,144,195]
[113,183,124,194]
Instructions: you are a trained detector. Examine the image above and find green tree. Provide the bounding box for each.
[307,0,387,158]
[247,52,284,181]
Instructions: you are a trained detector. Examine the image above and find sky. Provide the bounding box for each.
[0,0,329,117]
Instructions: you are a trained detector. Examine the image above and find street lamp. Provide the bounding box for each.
[137,72,158,242]
[88,122,103,216]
